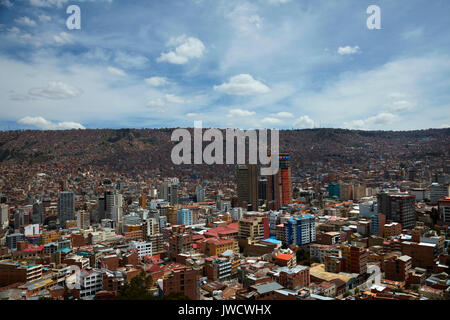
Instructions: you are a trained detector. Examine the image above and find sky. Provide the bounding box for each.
[0,0,449,131]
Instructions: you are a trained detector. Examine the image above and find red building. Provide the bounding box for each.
[163,265,199,300]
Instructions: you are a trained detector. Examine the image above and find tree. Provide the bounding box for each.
[115,271,156,300]
[343,291,350,297]
[355,287,360,294]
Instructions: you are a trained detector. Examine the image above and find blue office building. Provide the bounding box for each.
[177,208,193,226]
[284,215,316,246]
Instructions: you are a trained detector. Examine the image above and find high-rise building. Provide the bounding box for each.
[279,153,292,207]
[258,177,268,204]
[328,183,340,199]
[236,164,258,211]
[430,183,449,205]
[77,210,90,230]
[284,215,316,246]
[0,204,9,228]
[177,208,193,226]
[377,192,416,230]
[438,197,450,224]
[58,191,75,227]
[139,194,147,209]
[105,190,123,223]
[267,153,292,210]
[195,186,205,202]
[97,197,105,222]
[32,201,43,225]
[159,181,178,205]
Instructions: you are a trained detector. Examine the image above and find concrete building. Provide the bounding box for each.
[58,191,75,227]
[438,197,450,224]
[129,241,152,258]
[284,215,316,246]
[177,208,193,226]
[430,183,449,205]
[237,164,258,211]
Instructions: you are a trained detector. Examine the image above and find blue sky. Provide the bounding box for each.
[0,0,449,130]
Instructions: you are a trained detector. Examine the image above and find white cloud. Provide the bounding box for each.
[293,115,315,128]
[38,15,52,23]
[268,0,291,4]
[114,51,149,69]
[15,16,37,27]
[145,77,169,87]
[338,45,360,55]
[146,94,186,112]
[214,74,270,95]
[107,66,126,76]
[53,32,73,44]
[402,27,424,39]
[29,0,67,7]
[272,111,293,118]
[186,113,200,117]
[28,81,82,99]
[344,112,398,129]
[29,0,112,7]
[165,94,185,104]
[225,3,263,35]
[261,117,282,125]
[389,100,417,113]
[227,109,256,117]
[18,116,85,130]
[157,35,205,64]
[0,0,13,8]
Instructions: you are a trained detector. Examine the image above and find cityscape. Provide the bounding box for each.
[0,128,449,301]
[0,0,450,305]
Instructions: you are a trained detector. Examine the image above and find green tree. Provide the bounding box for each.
[343,291,350,297]
[115,271,156,300]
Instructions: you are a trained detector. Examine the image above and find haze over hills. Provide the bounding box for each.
[0,128,449,180]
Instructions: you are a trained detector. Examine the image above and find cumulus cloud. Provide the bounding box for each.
[18,116,85,130]
[338,45,360,55]
[261,117,282,125]
[28,81,82,99]
[145,77,169,87]
[344,112,398,129]
[227,109,256,117]
[15,16,37,27]
[53,32,73,44]
[293,115,315,129]
[157,35,205,64]
[38,15,52,23]
[214,74,270,95]
[107,66,126,76]
[147,94,186,112]
[272,111,294,118]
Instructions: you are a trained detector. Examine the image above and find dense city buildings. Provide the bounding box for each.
[0,128,449,300]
